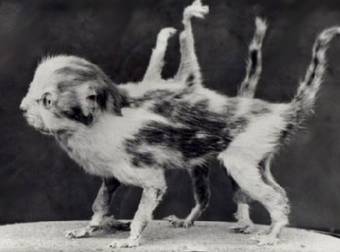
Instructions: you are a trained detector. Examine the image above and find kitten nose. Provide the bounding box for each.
[19,105,27,113]
[19,99,28,113]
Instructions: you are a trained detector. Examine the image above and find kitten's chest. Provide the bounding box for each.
[57,110,168,180]
[64,134,158,186]
[64,134,126,177]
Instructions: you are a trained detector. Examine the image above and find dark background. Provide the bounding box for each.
[1,0,340,234]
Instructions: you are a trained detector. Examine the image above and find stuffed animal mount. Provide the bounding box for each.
[1,221,340,251]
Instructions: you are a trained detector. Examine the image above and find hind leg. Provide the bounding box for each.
[229,178,255,234]
[231,155,290,237]
[263,154,288,200]
[261,155,290,237]
[219,148,289,245]
[166,166,210,228]
[174,0,209,85]
[143,27,177,82]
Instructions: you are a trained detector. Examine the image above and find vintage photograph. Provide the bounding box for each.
[1,0,340,251]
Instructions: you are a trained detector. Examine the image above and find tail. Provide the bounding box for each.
[238,17,268,97]
[290,27,340,122]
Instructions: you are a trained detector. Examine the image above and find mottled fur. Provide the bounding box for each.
[231,17,269,234]
[145,10,270,230]
[140,2,270,230]
[20,0,340,248]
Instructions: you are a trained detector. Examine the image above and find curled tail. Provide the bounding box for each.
[290,27,340,122]
[238,17,268,97]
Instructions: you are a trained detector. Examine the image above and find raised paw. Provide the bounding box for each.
[255,17,268,34]
[164,215,193,228]
[109,238,140,249]
[158,27,177,42]
[230,223,255,234]
[184,0,209,20]
[250,234,279,246]
[65,226,96,239]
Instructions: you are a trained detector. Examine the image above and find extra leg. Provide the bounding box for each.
[142,27,177,82]
[109,173,166,248]
[174,0,209,86]
[238,17,268,97]
[229,178,255,234]
[166,166,210,228]
[65,177,129,239]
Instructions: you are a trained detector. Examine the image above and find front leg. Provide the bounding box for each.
[109,186,166,248]
[65,177,129,239]
[166,166,210,228]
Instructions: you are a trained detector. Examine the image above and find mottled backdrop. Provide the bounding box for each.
[1,0,340,234]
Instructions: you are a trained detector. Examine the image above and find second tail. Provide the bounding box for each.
[282,26,340,141]
[238,17,268,97]
[290,27,340,123]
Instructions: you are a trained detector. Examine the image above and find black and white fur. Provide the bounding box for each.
[164,13,270,230]
[230,17,268,234]
[20,0,340,248]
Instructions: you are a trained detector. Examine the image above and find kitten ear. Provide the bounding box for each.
[55,60,129,124]
[95,84,128,116]
[54,86,93,125]
[86,64,129,116]
[64,82,125,124]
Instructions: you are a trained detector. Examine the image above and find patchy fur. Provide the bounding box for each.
[20,0,340,248]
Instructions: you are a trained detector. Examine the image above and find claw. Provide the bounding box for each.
[65,226,95,239]
[164,215,193,228]
[184,0,210,20]
[230,223,255,234]
[250,234,280,246]
[109,238,140,249]
[65,219,129,239]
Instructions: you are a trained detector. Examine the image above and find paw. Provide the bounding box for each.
[184,0,209,20]
[164,215,193,228]
[230,223,255,234]
[158,27,177,42]
[250,234,279,246]
[109,238,140,249]
[65,227,94,239]
[255,17,268,34]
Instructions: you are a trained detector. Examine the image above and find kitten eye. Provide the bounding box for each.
[41,92,52,109]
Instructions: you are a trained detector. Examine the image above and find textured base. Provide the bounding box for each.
[0,221,339,252]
